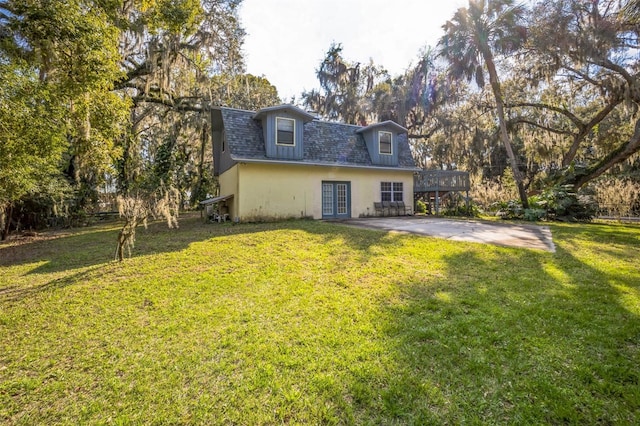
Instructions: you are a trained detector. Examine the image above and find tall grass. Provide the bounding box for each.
[593,177,640,217]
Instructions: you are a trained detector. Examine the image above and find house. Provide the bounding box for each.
[210,104,418,221]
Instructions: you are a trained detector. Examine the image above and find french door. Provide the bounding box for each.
[322,181,351,219]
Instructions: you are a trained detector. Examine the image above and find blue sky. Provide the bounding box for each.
[239,0,467,101]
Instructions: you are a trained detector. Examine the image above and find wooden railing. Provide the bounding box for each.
[414,170,470,193]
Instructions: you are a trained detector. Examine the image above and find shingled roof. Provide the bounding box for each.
[220,107,417,169]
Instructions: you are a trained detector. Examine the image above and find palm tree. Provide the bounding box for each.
[439,0,529,208]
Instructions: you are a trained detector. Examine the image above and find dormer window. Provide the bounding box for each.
[379,131,392,155]
[276,117,295,146]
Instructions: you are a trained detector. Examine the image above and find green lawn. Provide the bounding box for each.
[1,214,639,424]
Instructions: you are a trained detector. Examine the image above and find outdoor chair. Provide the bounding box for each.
[397,201,412,215]
[373,202,385,217]
[385,201,398,216]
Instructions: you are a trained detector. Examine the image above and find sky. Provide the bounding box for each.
[239,0,467,102]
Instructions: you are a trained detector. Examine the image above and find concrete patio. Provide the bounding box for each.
[340,216,556,252]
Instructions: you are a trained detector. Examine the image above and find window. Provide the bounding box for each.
[381,182,403,202]
[276,117,295,146]
[337,183,348,215]
[379,131,392,155]
[322,183,334,216]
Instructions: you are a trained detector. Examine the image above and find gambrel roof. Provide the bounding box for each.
[216,106,417,170]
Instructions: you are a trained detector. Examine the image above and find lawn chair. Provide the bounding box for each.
[385,201,398,216]
[373,202,385,217]
[397,201,412,215]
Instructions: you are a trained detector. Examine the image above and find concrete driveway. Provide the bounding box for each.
[341,216,555,252]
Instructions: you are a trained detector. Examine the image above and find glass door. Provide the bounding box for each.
[322,181,351,219]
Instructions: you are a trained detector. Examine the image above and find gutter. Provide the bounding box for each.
[231,157,421,173]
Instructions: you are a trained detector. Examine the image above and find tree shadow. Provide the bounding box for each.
[364,228,640,423]
[0,265,105,303]
[2,216,638,422]
[0,215,397,303]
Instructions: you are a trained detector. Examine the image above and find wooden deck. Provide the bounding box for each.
[414,170,470,193]
[414,170,470,215]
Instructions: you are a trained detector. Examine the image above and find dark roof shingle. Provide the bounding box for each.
[220,107,416,169]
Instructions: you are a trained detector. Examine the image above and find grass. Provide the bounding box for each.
[1,214,639,424]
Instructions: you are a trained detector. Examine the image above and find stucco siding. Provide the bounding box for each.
[230,163,414,221]
[218,164,239,220]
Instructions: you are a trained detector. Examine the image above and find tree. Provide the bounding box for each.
[0,60,68,239]
[0,0,250,241]
[115,185,180,262]
[439,0,530,207]
[512,0,640,189]
[302,43,388,125]
[1,0,130,235]
[211,73,280,110]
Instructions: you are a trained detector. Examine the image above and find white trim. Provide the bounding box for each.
[378,131,393,155]
[276,117,296,146]
[232,157,420,172]
[381,181,404,202]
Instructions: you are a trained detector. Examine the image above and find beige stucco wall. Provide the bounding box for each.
[218,164,239,219]
[218,162,414,221]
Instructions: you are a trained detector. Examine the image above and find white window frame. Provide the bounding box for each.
[276,117,296,146]
[381,181,403,202]
[379,131,392,155]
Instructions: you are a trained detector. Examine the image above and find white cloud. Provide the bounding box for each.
[239,0,467,101]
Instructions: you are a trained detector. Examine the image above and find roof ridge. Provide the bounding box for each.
[216,105,256,114]
[219,105,366,128]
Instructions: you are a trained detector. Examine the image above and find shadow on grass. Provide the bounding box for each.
[2,216,638,423]
[368,228,640,423]
[0,214,396,303]
[0,215,213,302]
[0,265,105,303]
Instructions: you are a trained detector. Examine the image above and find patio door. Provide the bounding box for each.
[322,181,351,219]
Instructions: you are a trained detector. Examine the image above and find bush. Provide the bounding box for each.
[495,185,596,222]
[536,185,596,222]
[415,200,427,214]
[523,208,547,221]
[495,200,524,220]
[441,201,480,217]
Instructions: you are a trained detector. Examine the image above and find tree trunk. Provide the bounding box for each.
[2,204,13,241]
[573,118,640,189]
[562,98,623,167]
[116,229,125,262]
[192,119,208,206]
[483,49,529,208]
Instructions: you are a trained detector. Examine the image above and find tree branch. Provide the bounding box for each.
[506,101,584,128]
[562,96,624,166]
[131,95,208,113]
[588,58,635,88]
[509,118,573,136]
[573,118,640,188]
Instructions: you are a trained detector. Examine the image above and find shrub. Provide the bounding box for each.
[415,200,427,214]
[523,208,547,221]
[495,200,524,220]
[537,185,596,222]
[495,186,596,222]
[441,200,480,217]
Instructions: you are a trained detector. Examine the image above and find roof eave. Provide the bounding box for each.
[229,156,419,172]
[252,104,316,123]
[355,120,407,134]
